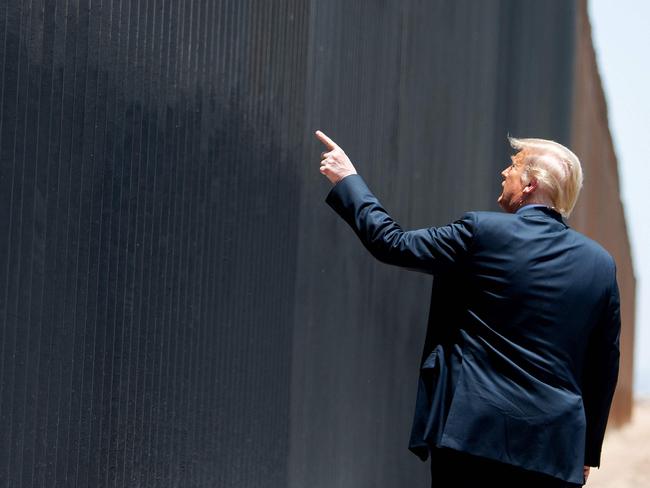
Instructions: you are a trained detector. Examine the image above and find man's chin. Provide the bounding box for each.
[497,195,505,211]
[497,196,511,213]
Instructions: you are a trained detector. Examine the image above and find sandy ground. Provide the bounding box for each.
[585,399,650,487]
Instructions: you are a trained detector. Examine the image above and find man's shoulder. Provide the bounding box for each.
[567,229,616,264]
[461,210,511,221]
[457,210,516,226]
[450,211,518,235]
[458,210,615,265]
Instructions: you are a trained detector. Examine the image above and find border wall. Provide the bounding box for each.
[0,1,633,486]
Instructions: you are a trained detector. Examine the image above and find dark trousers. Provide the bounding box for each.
[429,447,583,488]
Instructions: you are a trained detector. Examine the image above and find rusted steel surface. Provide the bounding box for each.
[569,0,636,427]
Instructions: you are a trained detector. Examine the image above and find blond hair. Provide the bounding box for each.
[508,137,583,218]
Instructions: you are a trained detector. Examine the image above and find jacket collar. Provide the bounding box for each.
[515,204,568,226]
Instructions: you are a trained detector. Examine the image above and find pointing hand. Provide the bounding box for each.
[315,130,358,185]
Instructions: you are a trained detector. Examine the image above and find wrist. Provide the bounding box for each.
[335,171,357,184]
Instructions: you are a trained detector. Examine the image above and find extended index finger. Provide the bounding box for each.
[315,130,338,150]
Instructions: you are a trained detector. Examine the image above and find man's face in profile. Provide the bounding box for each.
[498,151,528,213]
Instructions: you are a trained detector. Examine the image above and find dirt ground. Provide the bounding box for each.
[585,399,650,487]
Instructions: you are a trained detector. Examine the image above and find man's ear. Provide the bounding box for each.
[523,177,538,194]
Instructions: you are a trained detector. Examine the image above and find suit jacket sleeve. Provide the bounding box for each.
[582,262,621,467]
[324,174,475,274]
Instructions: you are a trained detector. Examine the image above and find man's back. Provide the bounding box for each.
[324,174,621,485]
[428,206,620,483]
[466,206,616,391]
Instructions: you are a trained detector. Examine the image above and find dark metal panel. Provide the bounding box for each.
[1,1,308,487]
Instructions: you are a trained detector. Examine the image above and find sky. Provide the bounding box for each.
[588,0,650,397]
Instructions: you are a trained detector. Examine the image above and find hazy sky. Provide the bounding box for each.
[588,0,650,397]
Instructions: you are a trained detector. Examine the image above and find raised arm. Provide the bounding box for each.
[315,130,474,274]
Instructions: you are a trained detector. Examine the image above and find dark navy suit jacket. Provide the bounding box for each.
[325,174,620,485]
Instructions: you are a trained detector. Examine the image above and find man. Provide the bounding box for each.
[316,130,620,487]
